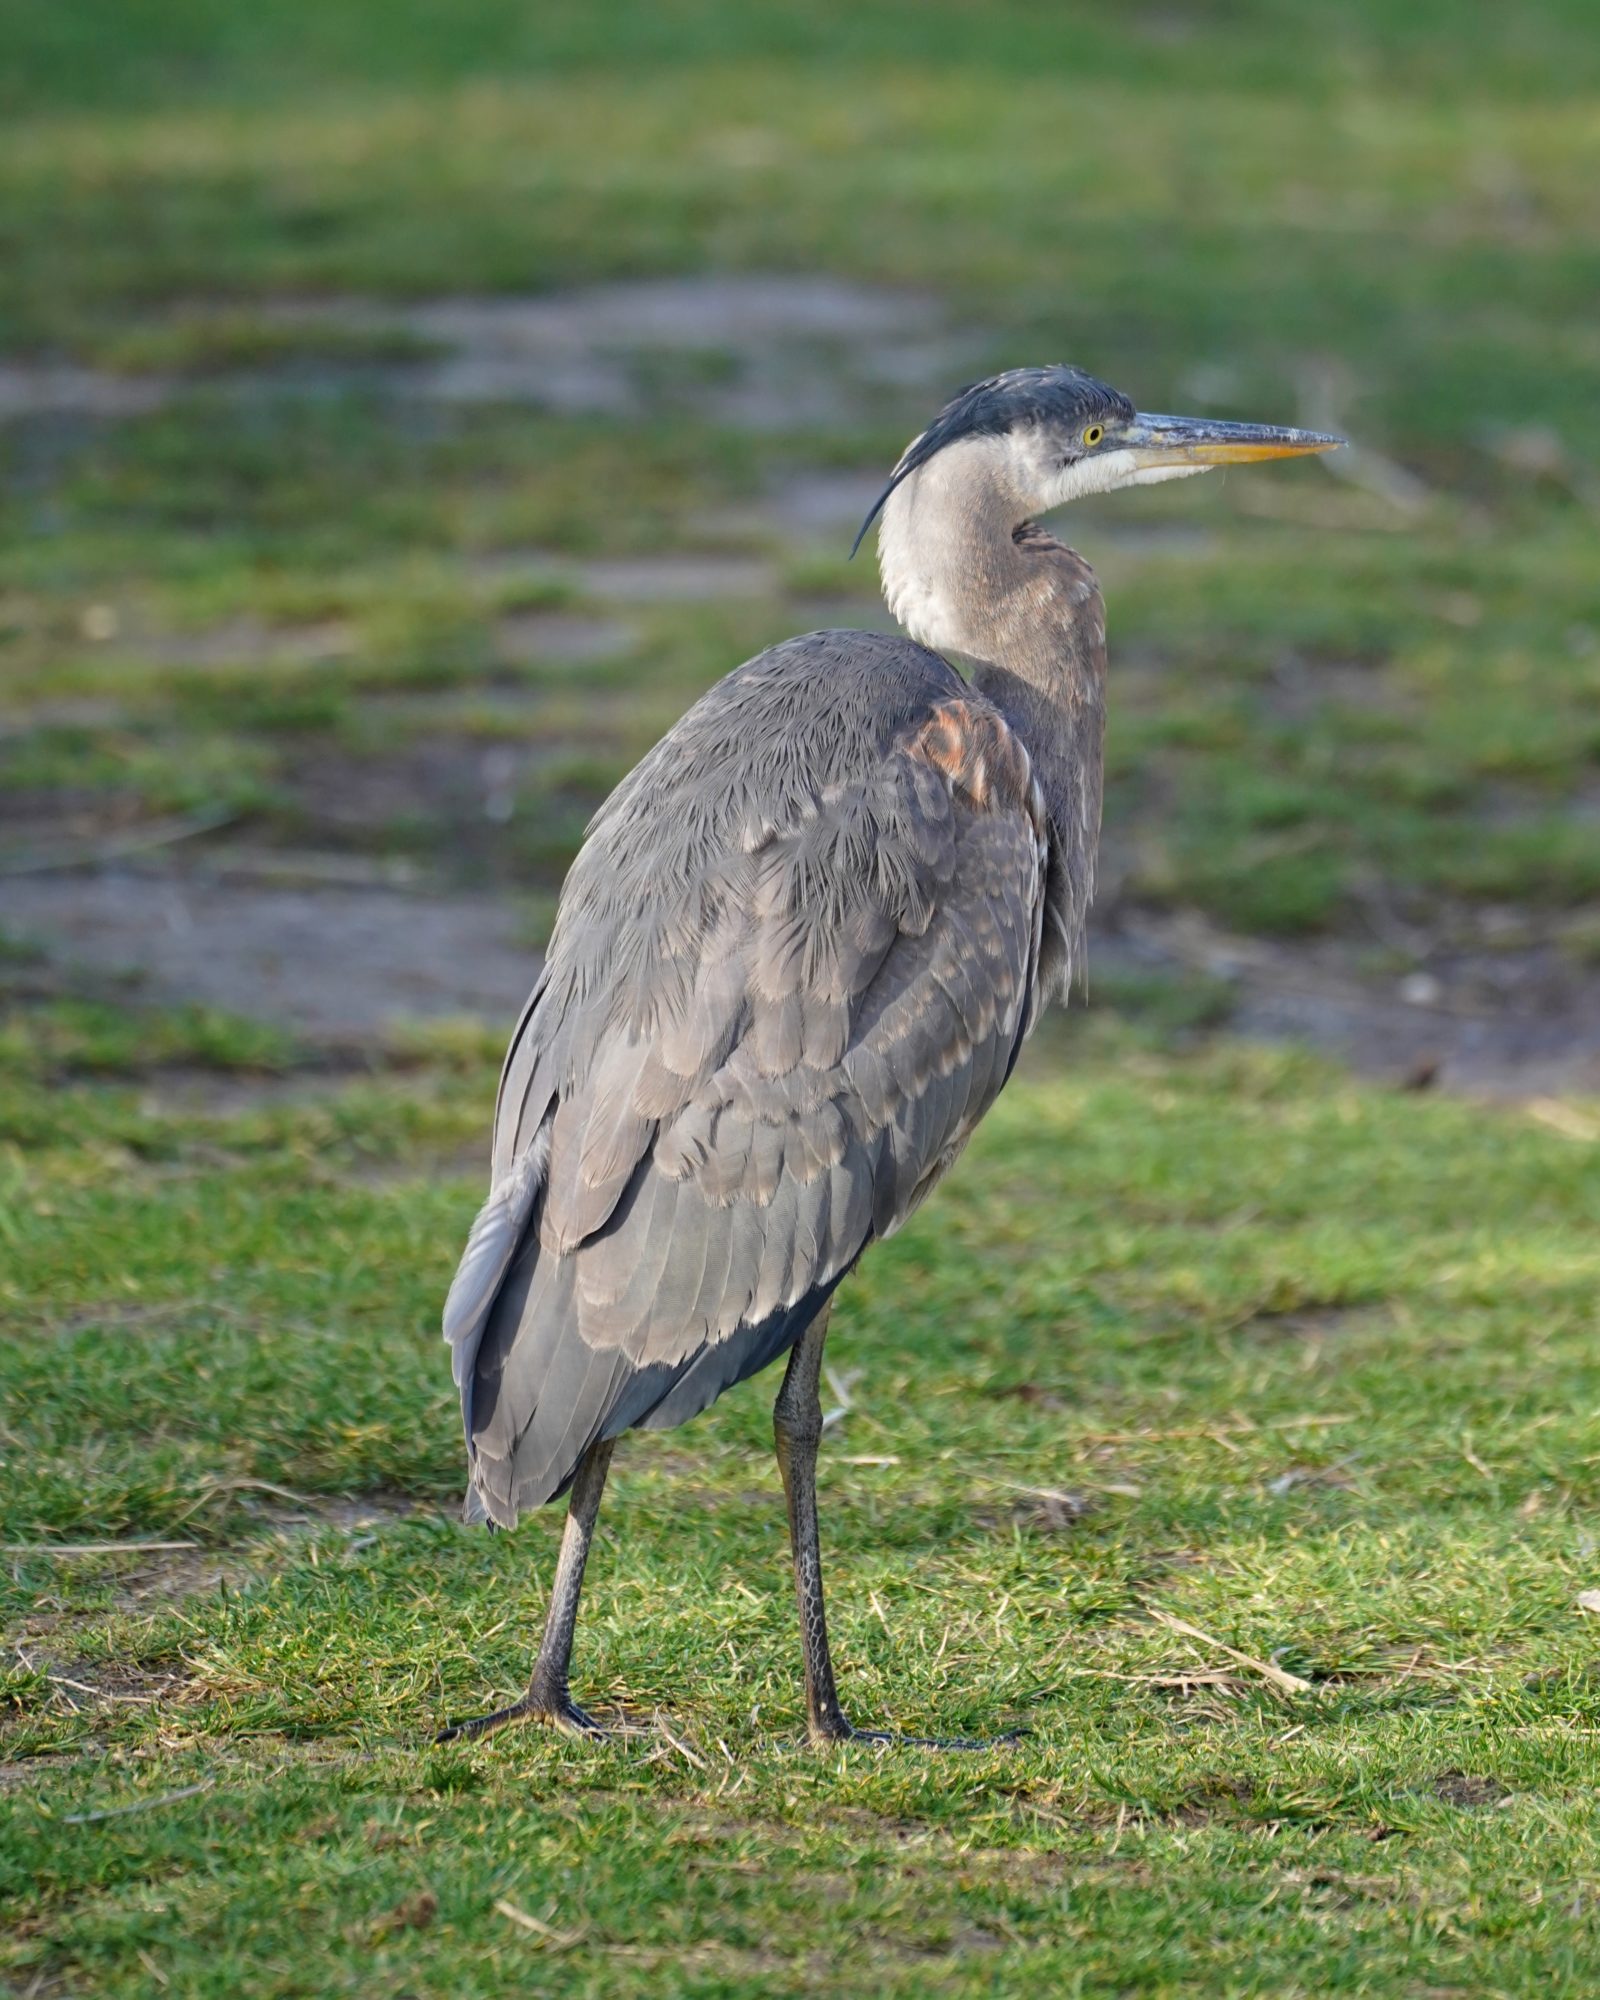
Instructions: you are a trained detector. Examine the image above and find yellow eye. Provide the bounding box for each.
[1082,424,1104,448]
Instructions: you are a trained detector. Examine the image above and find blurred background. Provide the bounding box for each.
[9,12,1600,1976]
[3,0,1599,1090]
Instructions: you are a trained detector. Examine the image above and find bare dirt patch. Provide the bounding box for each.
[0,277,970,429]
[132,1065,363,1119]
[0,697,127,740]
[239,1490,432,1534]
[493,610,638,666]
[0,867,536,1038]
[1240,1303,1390,1345]
[1098,908,1600,1099]
[1257,653,1413,726]
[471,548,777,604]
[976,1488,1098,1537]
[7,1537,253,1636]
[282,737,545,843]
[567,554,777,603]
[362,277,961,424]
[38,1658,195,1711]
[153,616,358,671]
[778,595,899,634]
[0,363,168,423]
[10,855,1600,1095]
[6,1497,437,1723]
[1431,1772,1510,1810]
[689,470,883,553]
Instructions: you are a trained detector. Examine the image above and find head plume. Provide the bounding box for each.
[850,365,1136,557]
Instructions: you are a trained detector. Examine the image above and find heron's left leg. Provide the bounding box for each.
[436,1438,615,1744]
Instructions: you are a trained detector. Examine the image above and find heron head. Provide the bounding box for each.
[852,364,1343,555]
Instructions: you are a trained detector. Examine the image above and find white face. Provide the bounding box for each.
[1000,427,1210,512]
[874,422,1216,655]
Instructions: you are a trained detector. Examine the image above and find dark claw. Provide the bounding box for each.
[434,1692,606,1744]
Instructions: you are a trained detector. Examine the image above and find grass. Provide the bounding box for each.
[4,0,1600,1990]
[4,1002,1600,1995]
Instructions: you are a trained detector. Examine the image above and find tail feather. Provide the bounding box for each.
[442,1124,550,1449]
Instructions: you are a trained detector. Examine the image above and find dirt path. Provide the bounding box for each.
[1095,913,1600,1100]
[7,854,1598,1100]
[0,276,964,428]
[0,866,537,1040]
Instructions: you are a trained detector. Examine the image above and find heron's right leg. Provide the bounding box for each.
[773,1305,856,1744]
[774,1309,1017,1753]
[436,1437,615,1744]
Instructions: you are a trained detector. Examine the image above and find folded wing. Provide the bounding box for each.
[444,644,1050,1526]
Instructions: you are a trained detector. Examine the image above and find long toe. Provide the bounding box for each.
[435,1696,536,1744]
[547,1696,606,1738]
[435,1693,608,1745]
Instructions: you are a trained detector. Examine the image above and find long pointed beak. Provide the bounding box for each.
[1123,412,1344,469]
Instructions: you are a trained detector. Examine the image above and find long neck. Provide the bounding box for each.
[878,442,1107,986]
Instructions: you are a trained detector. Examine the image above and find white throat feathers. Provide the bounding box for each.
[876,427,1203,658]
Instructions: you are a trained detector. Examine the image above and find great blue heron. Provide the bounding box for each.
[437,365,1340,1747]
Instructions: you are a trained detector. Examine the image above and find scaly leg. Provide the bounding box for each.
[436,1438,615,1743]
[774,1309,1014,1751]
[773,1306,853,1742]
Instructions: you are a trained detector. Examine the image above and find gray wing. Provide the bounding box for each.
[443,635,1052,1526]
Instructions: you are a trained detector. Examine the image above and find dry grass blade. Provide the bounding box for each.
[170,1476,322,1525]
[1148,1610,1315,1695]
[0,806,239,877]
[1059,1666,1247,1689]
[1527,1099,1600,1143]
[821,1364,862,1431]
[654,1716,709,1770]
[62,1780,214,1825]
[1080,1414,1354,1445]
[4,1540,200,1557]
[494,1900,587,1949]
[48,1672,175,1705]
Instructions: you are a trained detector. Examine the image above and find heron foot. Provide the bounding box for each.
[435,1689,605,1745]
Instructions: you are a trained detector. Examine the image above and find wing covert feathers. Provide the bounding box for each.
[443,635,1061,1525]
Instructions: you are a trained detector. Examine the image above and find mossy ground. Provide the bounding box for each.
[3,1004,1600,1993]
[4,2,1600,1993]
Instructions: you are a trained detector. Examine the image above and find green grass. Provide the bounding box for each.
[4,1003,1600,1995]
[9,0,1600,114]
[5,2,1600,1990]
